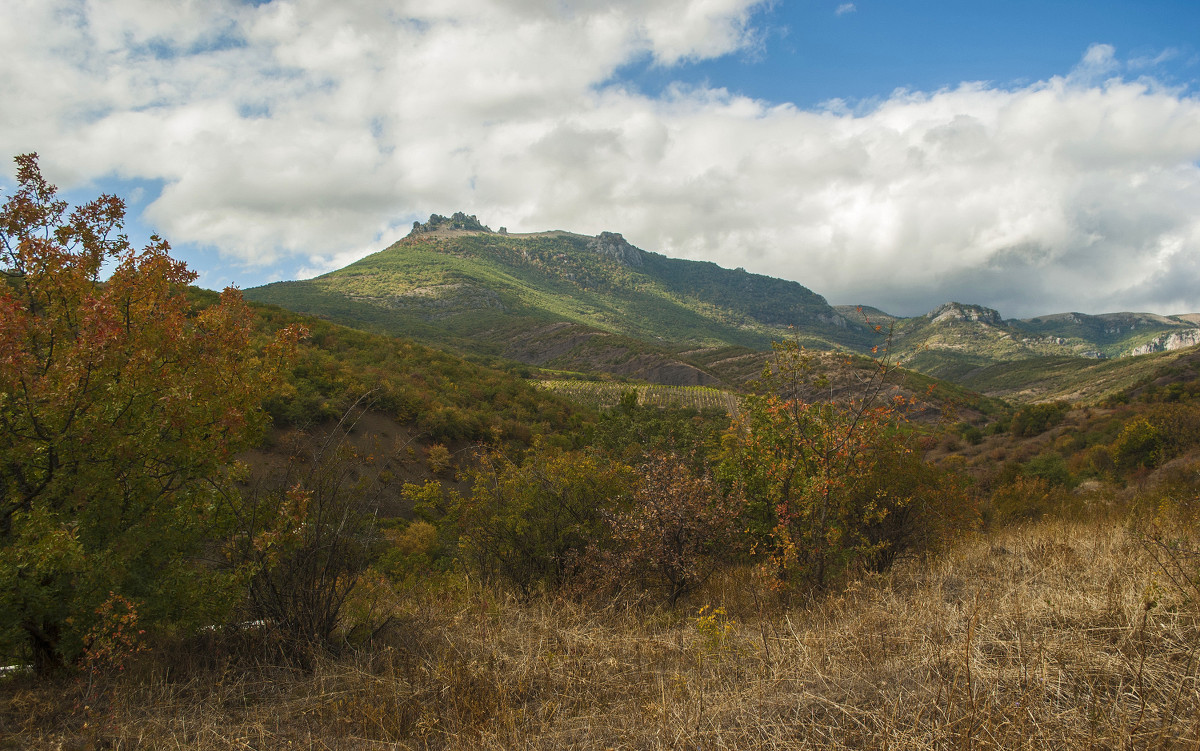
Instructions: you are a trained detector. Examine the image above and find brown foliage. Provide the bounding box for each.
[598,452,744,605]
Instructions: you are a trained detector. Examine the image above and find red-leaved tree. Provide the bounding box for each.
[0,154,301,671]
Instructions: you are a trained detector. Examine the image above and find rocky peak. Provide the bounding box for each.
[926,302,1003,326]
[410,212,492,234]
[587,231,643,267]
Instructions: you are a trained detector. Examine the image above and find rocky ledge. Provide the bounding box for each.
[1128,329,1200,356]
[587,231,644,267]
[926,302,1004,326]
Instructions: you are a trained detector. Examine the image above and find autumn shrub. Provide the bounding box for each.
[1145,403,1200,461]
[985,475,1077,525]
[377,520,442,583]
[419,405,478,441]
[1071,443,1116,478]
[1110,416,1164,472]
[598,452,744,605]
[853,446,978,572]
[426,444,454,475]
[719,337,945,591]
[1129,482,1200,614]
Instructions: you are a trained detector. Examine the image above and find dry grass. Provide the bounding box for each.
[4,517,1199,750]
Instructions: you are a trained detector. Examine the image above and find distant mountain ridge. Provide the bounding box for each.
[245,215,1200,398]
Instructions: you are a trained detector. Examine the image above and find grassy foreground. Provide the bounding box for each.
[3,512,1198,750]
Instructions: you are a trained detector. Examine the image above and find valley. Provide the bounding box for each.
[6,190,1200,750]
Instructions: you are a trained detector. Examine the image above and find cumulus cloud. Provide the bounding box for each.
[3,0,1200,318]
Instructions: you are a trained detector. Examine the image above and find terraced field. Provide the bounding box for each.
[536,379,740,414]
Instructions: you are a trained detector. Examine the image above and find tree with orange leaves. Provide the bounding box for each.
[720,328,927,591]
[0,154,301,672]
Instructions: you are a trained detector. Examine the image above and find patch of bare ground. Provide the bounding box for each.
[4,517,1198,749]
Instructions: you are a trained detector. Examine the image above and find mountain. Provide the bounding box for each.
[827,302,1200,385]
[245,214,1200,400]
[1016,311,1200,357]
[246,215,880,387]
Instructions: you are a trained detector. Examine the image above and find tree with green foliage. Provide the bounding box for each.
[455,441,633,596]
[0,154,301,672]
[720,335,927,590]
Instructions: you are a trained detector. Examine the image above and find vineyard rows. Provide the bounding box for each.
[535,380,740,415]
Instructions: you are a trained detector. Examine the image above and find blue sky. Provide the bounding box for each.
[4,0,1200,318]
[649,1,1200,105]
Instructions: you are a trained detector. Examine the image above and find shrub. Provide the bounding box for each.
[426,444,453,476]
[718,336,953,590]
[232,420,384,654]
[986,475,1075,524]
[1010,402,1069,437]
[378,521,441,583]
[1110,417,1164,472]
[1024,452,1073,488]
[455,442,633,596]
[600,453,743,605]
[854,445,978,572]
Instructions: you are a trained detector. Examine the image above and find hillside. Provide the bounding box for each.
[202,291,595,516]
[246,214,1200,402]
[245,218,878,387]
[834,303,1200,385]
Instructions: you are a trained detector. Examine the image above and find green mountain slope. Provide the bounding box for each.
[831,302,1200,386]
[1015,311,1200,357]
[246,222,880,386]
[246,215,1200,402]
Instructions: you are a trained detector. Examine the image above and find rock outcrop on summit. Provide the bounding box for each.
[586,231,644,267]
[926,302,1003,326]
[410,212,492,234]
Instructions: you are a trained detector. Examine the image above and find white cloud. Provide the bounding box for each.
[836,4,857,16]
[3,1,1200,318]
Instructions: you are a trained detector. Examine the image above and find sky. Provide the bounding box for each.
[3,0,1200,319]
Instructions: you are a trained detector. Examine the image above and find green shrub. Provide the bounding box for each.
[1111,417,1164,472]
[454,442,634,596]
[1010,402,1069,437]
[1024,452,1073,488]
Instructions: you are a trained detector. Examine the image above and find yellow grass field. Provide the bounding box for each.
[5,512,1198,749]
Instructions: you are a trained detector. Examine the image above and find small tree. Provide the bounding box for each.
[0,154,300,671]
[455,440,633,596]
[721,330,917,591]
